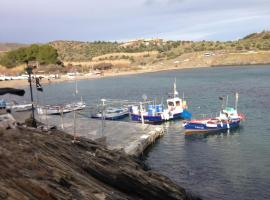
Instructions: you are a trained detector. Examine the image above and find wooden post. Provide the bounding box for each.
[73,109,77,142]
[44,107,48,130]
[101,99,106,137]
[61,106,64,130]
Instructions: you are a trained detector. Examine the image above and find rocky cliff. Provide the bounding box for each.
[0,127,200,200]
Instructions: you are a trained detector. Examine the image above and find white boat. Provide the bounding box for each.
[65,101,86,111]
[130,80,192,123]
[37,105,72,115]
[6,103,32,112]
[91,107,129,120]
[37,101,86,115]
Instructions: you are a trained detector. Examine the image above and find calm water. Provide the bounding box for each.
[19,65,270,199]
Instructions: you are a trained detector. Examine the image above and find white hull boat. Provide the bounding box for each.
[37,101,86,115]
[91,107,129,120]
[6,103,32,112]
[37,106,72,115]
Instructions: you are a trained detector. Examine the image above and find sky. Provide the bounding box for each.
[0,0,270,43]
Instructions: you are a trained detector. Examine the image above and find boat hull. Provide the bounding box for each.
[37,107,72,115]
[91,113,129,120]
[131,112,183,123]
[7,104,32,112]
[184,119,241,134]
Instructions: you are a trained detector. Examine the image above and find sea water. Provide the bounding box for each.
[21,65,270,200]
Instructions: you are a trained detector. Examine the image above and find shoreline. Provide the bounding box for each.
[0,63,269,88]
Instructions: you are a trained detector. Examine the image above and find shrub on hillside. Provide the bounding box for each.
[0,44,59,68]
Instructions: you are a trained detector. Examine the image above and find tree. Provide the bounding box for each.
[0,44,59,68]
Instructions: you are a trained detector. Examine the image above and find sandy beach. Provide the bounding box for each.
[0,65,201,88]
[0,63,268,89]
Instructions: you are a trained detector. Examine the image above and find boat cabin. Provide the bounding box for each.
[167,97,183,111]
[219,107,238,120]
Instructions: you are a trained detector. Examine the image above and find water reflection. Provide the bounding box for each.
[184,127,242,141]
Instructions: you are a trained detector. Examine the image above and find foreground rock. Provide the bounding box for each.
[0,127,200,200]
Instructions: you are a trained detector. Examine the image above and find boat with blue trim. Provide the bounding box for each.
[183,93,245,134]
[130,81,192,123]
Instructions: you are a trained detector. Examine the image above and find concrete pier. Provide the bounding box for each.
[37,114,165,156]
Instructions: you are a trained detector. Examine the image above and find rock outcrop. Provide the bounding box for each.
[0,127,200,200]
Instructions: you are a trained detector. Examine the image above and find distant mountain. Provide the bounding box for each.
[242,31,270,40]
[49,31,270,62]
[49,39,169,61]
[0,43,28,52]
[1,31,270,70]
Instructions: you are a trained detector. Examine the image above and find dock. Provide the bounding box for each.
[34,113,165,157]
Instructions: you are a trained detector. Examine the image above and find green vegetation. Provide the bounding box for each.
[50,41,119,61]
[1,31,270,69]
[49,31,270,62]
[0,44,59,68]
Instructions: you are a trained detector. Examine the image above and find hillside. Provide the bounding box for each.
[53,31,270,73]
[49,39,169,61]
[0,43,28,52]
[49,31,270,62]
[0,31,270,74]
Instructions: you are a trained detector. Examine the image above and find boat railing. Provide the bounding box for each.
[192,112,219,119]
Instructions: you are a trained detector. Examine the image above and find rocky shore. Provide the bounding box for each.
[0,126,201,200]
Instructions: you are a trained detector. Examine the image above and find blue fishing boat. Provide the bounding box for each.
[183,93,245,134]
[130,81,192,123]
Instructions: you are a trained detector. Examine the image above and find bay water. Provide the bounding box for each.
[20,65,270,200]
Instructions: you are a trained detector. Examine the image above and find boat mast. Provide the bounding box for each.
[75,72,78,95]
[173,78,178,98]
[235,92,239,111]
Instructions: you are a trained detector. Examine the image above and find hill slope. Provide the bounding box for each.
[0,31,270,73]
[0,43,28,52]
[49,31,270,63]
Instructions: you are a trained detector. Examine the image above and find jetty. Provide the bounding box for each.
[38,114,165,157]
[13,111,165,157]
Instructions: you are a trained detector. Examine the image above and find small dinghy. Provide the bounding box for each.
[183,93,245,134]
[91,107,129,120]
[65,100,86,111]
[37,105,72,115]
[6,101,32,112]
[37,101,86,115]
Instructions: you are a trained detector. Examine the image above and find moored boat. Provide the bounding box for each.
[65,100,86,111]
[130,81,192,123]
[6,101,32,112]
[183,93,245,134]
[91,107,129,120]
[37,105,72,115]
[37,101,86,115]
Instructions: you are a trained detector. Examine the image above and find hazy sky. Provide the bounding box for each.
[1,0,270,43]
